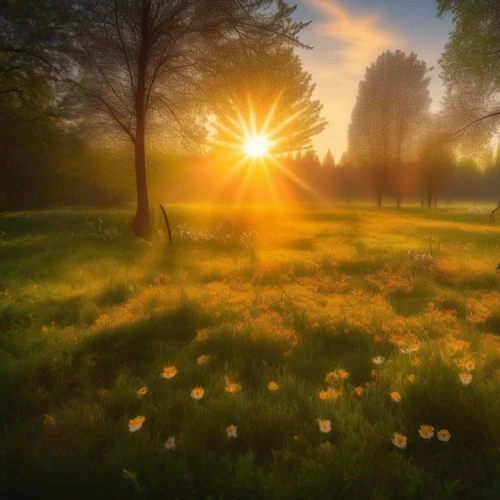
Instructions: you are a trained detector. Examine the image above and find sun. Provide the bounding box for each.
[243,135,270,159]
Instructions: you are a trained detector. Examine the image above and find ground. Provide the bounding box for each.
[1,203,500,499]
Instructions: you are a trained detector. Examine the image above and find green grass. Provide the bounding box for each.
[2,203,500,499]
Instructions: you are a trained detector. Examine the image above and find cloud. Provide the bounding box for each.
[308,0,402,75]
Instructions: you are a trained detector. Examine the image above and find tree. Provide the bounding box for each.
[205,41,326,157]
[417,116,455,207]
[74,0,309,237]
[0,0,73,120]
[347,50,431,207]
[322,149,335,168]
[437,1,500,145]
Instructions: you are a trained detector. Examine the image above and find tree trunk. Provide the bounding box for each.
[427,191,432,208]
[132,0,150,238]
[376,188,383,208]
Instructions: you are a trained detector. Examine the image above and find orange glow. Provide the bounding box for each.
[243,135,270,159]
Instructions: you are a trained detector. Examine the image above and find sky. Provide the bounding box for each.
[292,0,454,162]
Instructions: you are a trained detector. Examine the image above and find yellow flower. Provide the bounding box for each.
[137,386,148,397]
[128,416,145,432]
[226,425,238,438]
[325,371,338,383]
[267,381,279,391]
[391,432,407,449]
[459,373,472,385]
[337,368,349,380]
[411,358,421,367]
[407,375,416,383]
[390,391,401,403]
[325,369,349,383]
[319,387,340,400]
[197,354,210,365]
[43,414,56,427]
[418,424,434,439]
[162,366,178,379]
[165,436,176,450]
[353,386,363,396]
[318,419,331,433]
[437,429,451,442]
[191,387,205,400]
[464,360,475,372]
[224,376,242,393]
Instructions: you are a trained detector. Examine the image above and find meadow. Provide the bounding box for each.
[2,203,500,499]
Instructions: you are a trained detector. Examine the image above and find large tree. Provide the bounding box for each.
[74,0,309,237]
[347,50,431,207]
[204,41,326,156]
[436,1,500,154]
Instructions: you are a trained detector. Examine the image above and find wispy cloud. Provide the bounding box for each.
[308,0,402,75]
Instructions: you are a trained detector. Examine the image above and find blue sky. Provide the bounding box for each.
[291,0,454,161]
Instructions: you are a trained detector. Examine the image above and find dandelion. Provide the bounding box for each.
[137,386,148,397]
[43,414,56,427]
[437,429,451,442]
[319,387,340,400]
[318,419,331,433]
[464,360,475,371]
[267,381,279,391]
[226,425,237,438]
[191,387,205,400]
[459,373,472,385]
[165,436,176,450]
[162,366,178,379]
[418,425,434,439]
[197,354,210,365]
[128,416,145,432]
[372,356,385,365]
[353,386,363,396]
[391,432,407,449]
[407,375,416,383]
[390,391,401,403]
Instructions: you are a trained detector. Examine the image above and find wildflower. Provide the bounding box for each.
[337,369,349,380]
[137,387,148,397]
[418,425,434,439]
[162,366,178,379]
[191,387,205,400]
[372,356,385,365]
[226,425,237,438]
[224,376,242,393]
[319,387,340,400]
[325,371,338,383]
[165,436,176,450]
[459,373,472,385]
[400,347,419,354]
[43,414,56,427]
[391,432,407,449]
[411,358,421,367]
[437,429,451,442]
[197,354,210,365]
[267,381,279,391]
[407,375,416,383]
[464,360,475,372]
[318,419,331,433]
[353,386,363,396]
[390,391,401,403]
[128,416,145,432]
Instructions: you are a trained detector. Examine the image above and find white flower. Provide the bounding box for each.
[372,356,385,365]
[318,419,331,433]
[226,425,237,438]
[165,436,176,450]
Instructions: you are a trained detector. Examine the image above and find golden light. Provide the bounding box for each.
[243,135,270,159]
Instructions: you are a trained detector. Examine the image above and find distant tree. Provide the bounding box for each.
[322,149,335,168]
[73,0,310,237]
[347,50,431,207]
[205,41,326,156]
[337,152,355,206]
[418,116,456,207]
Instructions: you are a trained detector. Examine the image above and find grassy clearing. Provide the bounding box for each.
[2,203,500,498]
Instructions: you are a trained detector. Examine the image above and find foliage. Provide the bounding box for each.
[205,40,326,155]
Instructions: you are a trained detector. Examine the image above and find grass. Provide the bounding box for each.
[2,203,500,498]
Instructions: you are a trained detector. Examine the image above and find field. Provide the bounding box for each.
[2,203,500,499]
